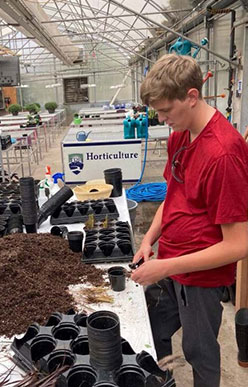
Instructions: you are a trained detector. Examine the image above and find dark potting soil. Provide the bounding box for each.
[0,233,106,338]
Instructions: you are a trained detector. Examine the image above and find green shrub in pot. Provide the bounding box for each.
[25,103,40,114]
[44,102,58,114]
[8,103,22,116]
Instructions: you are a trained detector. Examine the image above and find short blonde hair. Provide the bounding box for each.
[140,54,203,105]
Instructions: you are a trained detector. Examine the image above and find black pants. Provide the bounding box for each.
[145,279,224,387]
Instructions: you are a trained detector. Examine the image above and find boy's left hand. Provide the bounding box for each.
[131,259,168,285]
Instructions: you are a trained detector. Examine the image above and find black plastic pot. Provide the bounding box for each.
[19,177,38,232]
[108,266,126,291]
[235,308,248,367]
[104,168,122,197]
[38,186,73,226]
[68,231,84,253]
[50,225,68,238]
[87,311,122,371]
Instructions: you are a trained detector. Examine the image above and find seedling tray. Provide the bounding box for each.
[50,199,119,225]
[11,311,173,387]
[82,220,134,264]
[0,199,22,216]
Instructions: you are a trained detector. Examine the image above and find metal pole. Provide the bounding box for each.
[109,0,240,68]
[240,25,248,135]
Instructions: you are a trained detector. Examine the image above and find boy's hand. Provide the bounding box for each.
[133,243,153,263]
[131,259,167,286]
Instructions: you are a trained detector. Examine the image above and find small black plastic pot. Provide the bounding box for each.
[50,225,68,238]
[99,241,115,257]
[68,231,84,253]
[87,311,122,371]
[108,266,126,292]
[104,168,122,198]
[84,243,97,258]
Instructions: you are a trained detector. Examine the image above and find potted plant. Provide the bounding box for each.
[25,103,40,114]
[8,103,22,116]
[45,102,58,114]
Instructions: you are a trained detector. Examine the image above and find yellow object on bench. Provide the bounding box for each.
[73,183,113,201]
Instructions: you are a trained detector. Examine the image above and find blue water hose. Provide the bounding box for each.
[126,109,167,202]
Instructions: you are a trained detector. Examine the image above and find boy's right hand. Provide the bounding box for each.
[133,243,153,263]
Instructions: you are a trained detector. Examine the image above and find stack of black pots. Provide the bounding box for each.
[19,177,38,233]
[11,310,175,386]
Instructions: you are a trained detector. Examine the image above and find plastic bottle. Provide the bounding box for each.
[44,166,54,192]
[50,172,65,196]
[38,181,48,207]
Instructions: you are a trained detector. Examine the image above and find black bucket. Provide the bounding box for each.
[87,311,122,371]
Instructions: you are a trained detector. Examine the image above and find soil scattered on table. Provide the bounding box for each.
[0,233,106,337]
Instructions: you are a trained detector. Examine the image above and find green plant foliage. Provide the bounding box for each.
[8,103,22,115]
[44,101,58,112]
[25,103,40,113]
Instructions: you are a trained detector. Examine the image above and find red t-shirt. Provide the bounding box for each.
[158,110,248,287]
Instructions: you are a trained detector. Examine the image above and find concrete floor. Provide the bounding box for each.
[29,123,247,387]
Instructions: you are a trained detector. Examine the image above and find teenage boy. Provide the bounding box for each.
[131,54,248,387]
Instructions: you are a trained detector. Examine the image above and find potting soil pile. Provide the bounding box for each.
[0,233,106,337]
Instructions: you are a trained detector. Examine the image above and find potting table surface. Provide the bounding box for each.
[0,190,156,382]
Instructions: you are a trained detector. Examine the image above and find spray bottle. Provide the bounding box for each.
[50,173,65,196]
[44,166,54,193]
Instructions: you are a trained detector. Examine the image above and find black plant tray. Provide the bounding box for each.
[0,181,20,194]
[0,199,22,216]
[50,199,119,225]
[82,220,134,264]
[0,214,9,237]
[11,311,173,387]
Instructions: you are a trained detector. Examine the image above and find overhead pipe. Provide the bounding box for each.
[125,0,238,66]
